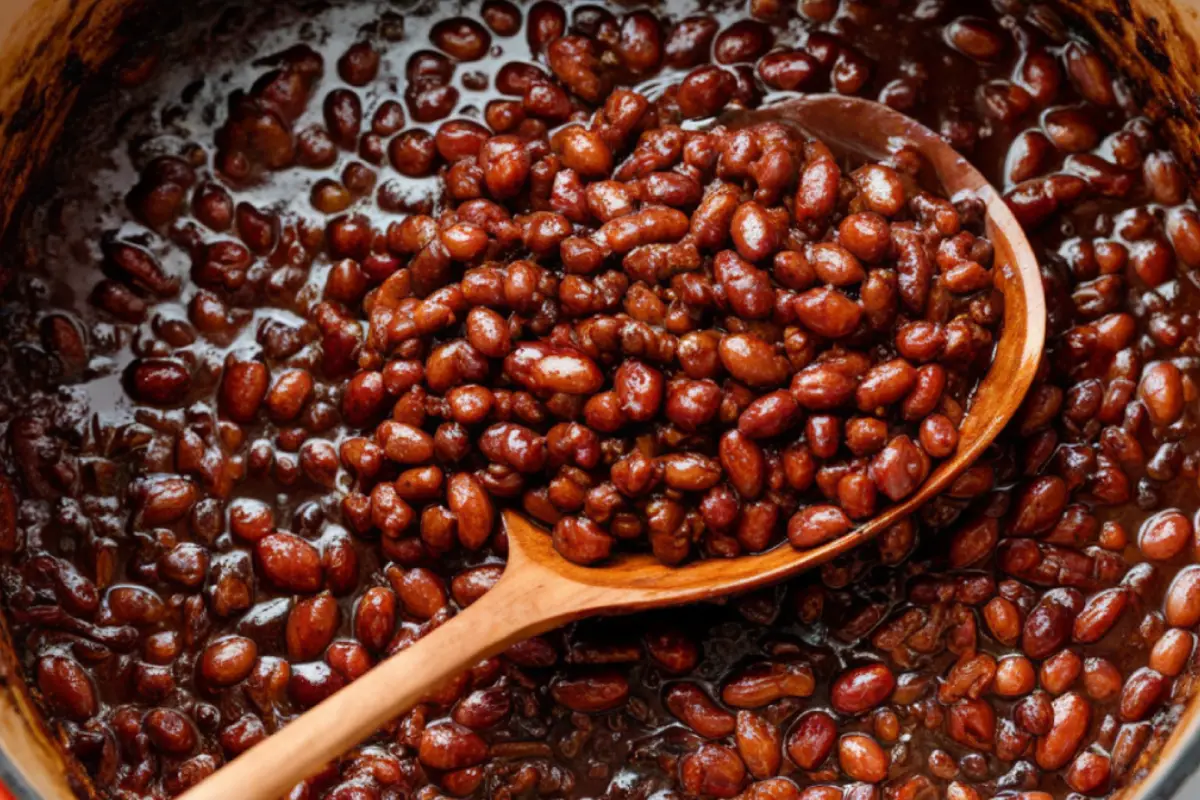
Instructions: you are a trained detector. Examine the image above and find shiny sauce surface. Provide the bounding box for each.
[1,0,1199,798]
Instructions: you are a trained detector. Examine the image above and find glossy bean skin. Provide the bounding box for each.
[10,3,1200,800]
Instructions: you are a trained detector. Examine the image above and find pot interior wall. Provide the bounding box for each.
[0,0,133,792]
[2,0,1200,798]
[0,0,134,241]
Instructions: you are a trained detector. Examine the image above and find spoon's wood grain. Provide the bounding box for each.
[180,94,1046,800]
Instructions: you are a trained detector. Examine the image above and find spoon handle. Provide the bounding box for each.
[179,568,577,800]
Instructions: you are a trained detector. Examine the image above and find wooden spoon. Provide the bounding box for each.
[180,94,1046,800]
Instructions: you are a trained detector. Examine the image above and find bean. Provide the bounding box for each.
[1083,657,1123,701]
[379,422,435,464]
[838,212,890,262]
[1139,510,1192,561]
[919,414,958,458]
[287,593,339,661]
[482,0,521,35]
[1012,476,1068,535]
[947,698,995,750]
[680,743,747,797]
[127,358,191,405]
[530,351,604,394]
[738,390,800,440]
[831,664,895,715]
[419,722,488,770]
[266,369,314,422]
[1035,692,1091,770]
[1020,589,1080,661]
[666,379,722,431]
[1073,588,1128,643]
[37,655,98,720]
[1067,751,1112,794]
[1150,629,1195,677]
[945,17,1005,60]
[145,708,197,755]
[1065,42,1115,106]
[1043,107,1098,152]
[714,250,775,319]
[1165,566,1200,627]
[666,683,736,739]
[614,359,665,421]
[678,66,736,119]
[788,506,852,549]
[1040,650,1082,695]
[720,430,766,500]
[289,661,346,709]
[856,359,916,412]
[793,288,862,338]
[555,126,613,177]
[551,672,630,711]
[714,20,772,64]
[787,711,837,770]
[736,711,782,780]
[665,17,719,68]
[731,202,784,262]
[1139,361,1185,427]
[255,533,323,593]
[447,473,495,550]
[869,435,927,501]
[809,242,866,286]
[200,636,258,687]
[719,333,788,387]
[995,655,1036,697]
[431,18,491,61]
[479,135,531,198]
[553,516,614,564]
[723,662,815,707]
[758,51,818,91]
[795,158,839,222]
[790,363,856,410]
[353,587,396,653]
[838,733,887,783]
[526,1,565,52]
[1119,667,1168,721]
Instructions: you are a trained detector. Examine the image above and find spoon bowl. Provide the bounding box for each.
[180,94,1046,800]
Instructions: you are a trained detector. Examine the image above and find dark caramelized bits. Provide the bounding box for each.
[5,1,1200,799]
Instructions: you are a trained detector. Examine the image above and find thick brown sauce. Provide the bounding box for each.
[1,0,1199,798]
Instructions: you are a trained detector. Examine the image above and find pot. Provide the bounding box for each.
[0,0,1199,798]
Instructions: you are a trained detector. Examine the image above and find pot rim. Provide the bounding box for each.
[0,759,37,799]
[1130,706,1200,800]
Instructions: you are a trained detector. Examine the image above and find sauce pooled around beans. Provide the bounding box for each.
[0,0,1199,798]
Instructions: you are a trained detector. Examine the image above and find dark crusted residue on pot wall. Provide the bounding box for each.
[1060,0,1200,178]
[0,0,138,239]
